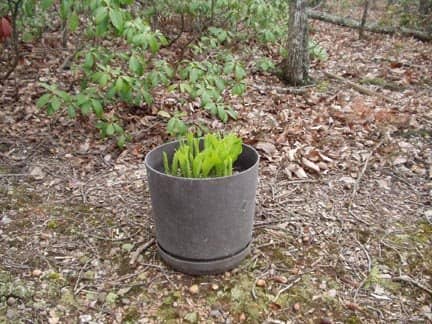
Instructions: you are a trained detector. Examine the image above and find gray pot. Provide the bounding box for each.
[144,140,259,275]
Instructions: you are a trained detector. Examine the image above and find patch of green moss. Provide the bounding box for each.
[396,128,432,139]
[360,77,403,91]
[123,306,140,322]
[316,80,330,92]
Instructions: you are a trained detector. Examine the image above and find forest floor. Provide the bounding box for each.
[1,10,432,324]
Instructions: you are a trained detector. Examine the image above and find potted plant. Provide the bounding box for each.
[144,133,259,275]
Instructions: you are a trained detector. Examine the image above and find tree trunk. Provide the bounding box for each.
[308,9,432,41]
[359,0,369,39]
[280,0,309,86]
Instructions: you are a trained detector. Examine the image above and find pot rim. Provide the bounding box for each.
[144,140,259,181]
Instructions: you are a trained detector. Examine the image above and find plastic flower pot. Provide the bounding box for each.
[144,140,259,275]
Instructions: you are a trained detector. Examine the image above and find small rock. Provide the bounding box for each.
[256,279,266,287]
[7,297,16,306]
[1,215,12,225]
[79,314,92,323]
[29,166,45,180]
[425,209,432,221]
[211,283,219,291]
[320,318,333,324]
[6,308,16,319]
[210,309,222,318]
[239,312,246,321]
[327,289,337,298]
[32,269,42,277]
[293,303,301,312]
[189,284,199,294]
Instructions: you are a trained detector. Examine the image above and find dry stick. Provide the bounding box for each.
[393,275,432,296]
[0,173,31,177]
[129,238,156,265]
[324,71,395,103]
[307,9,432,42]
[74,259,91,295]
[348,139,385,211]
[273,277,302,303]
[355,237,372,272]
[58,44,84,71]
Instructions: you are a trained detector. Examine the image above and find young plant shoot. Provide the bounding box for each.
[163,133,242,178]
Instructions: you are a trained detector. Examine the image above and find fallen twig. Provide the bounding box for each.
[251,83,312,95]
[129,238,155,265]
[393,275,432,296]
[273,276,302,303]
[349,139,385,211]
[324,71,395,103]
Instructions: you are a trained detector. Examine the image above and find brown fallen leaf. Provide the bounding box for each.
[269,302,281,310]
[256,142,276,156]
[345,301,361,311]
[302,157,320,173]
[272,275,288,284]
[287,163,308,179]
[256,279,266,287]
[189,284,199,294]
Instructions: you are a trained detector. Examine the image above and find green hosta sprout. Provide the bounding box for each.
[163,133,242,178]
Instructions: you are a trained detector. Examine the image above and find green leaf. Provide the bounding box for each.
[217,105,228,123]
[36,94,51,108]
[190,69,199,83]
[83,53,94,69]
[67,106,76,118]
[129,55,143,75]
[41,0,55,10]
[76,94,88,106]
[214,77,225,92]
[179,83,192,94]
[51,97,61,112]
[115,78,125,93]
[142,91,153,105]
[94,7,108,25]
[106,124,115,136]
[91,99,103,117]
[226,107,238,120]
[93,72,110,86]
[68,13,79,32]
[148,35,159,54]
[232,83,246,96]
[234,64,246,80]
[223,61,234,74]
[80,103,92,115]
[109,9,123,31]
[113,123,123,134]
[163,152,170,174]
[117,134,127,148]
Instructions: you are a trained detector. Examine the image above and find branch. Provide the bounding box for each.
[324,71,395,103]
[308,9,432,42]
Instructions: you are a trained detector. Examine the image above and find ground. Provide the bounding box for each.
[1,10,432,324]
